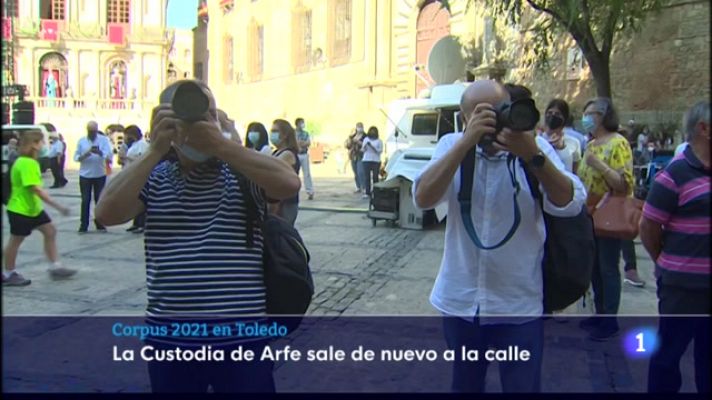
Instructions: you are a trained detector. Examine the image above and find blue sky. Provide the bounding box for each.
[166,0,199,30]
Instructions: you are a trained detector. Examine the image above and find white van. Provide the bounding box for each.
[2,124,55,174]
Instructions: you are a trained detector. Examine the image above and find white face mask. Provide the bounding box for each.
[222,131,232,140]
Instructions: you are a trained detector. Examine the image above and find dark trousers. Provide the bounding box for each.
[591,236,622,316]
[147,342,275,393]
[351,159,363,190]
[442,317,543,393]
[648,283,710,393]
[49,158,67,187]
[362,161,381,196]
[79,176,106,230]
[622,239,637,271]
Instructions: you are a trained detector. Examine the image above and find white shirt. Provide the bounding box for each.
[412,134,587,323]
[74,135,113,178]
[361,137,383,162]
[637,133,648,152]
[563,127,588,152]
[260,145,272,155]
[48,139,63,158]
[125,139,150,165]
[542,134,581,173]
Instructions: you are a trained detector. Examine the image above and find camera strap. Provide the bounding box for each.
[457,150,521,250]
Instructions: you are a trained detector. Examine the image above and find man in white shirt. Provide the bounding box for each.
[122,125,150,233]
[47,135,65,188]
[74,120,113,233]
[413,80,586,392]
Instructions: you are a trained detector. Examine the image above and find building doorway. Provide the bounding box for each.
[415,0,450,95]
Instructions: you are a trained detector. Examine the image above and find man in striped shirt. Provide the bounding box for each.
[95,80,301,392]
[640,100,709,393]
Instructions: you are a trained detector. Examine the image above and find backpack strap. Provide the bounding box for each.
[233,171,264,248]
[457,150,521,250]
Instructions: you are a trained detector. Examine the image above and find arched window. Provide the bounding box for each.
[38,52,68,98]
[415,0,450,94]
[107,59,128,99]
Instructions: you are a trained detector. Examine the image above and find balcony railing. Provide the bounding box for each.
[11,18,166,43]
[28,96,154,111]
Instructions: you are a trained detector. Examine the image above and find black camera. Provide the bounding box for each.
[479,98,540,147]
[170,81,211,123]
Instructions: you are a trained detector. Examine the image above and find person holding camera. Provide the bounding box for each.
[74,120,113,233]
[577,98,635,341]
[413,80,586,393]
[94,80,300,393]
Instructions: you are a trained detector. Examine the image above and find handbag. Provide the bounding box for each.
[591,192,644,240]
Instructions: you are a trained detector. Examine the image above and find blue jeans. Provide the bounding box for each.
[351,159,363,190]
[591,236,622,316]
[442,317,543,393]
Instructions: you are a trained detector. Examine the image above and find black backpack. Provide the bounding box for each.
[458,151,594,313]
[236,173,314,327]
[520,161,595,313]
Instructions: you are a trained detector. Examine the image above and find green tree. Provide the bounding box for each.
[443,0,668,98]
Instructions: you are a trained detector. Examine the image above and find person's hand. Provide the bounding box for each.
[462,103,497,149]
[493,128,539,161]
[177,118,226,158]
[585,152,608,172]
[546,130,564,149]
[149,105,182,156]
[59,205,70,216]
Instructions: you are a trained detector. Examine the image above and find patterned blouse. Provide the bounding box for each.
[577,133,634,198]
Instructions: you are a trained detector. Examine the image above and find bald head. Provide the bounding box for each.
[460,80,509,118]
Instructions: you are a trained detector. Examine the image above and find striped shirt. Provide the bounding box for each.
[642,145,710,288]
[139,160,267,345]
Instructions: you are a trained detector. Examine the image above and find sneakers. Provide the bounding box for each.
[362,194,370,199]
[132,227,145,234]
[624,270,646,287]
[49,266,77,280]
[3,272,31,286]
[126,226,139,232]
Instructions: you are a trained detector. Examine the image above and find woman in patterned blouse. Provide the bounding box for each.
[577,97,635,341]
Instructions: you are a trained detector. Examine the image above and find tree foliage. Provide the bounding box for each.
[441,0,669,97]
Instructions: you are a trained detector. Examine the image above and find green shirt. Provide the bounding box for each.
[7,156,44,217]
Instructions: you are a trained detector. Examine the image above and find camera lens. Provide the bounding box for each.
[172,81,210,123]
[508,99,540,131]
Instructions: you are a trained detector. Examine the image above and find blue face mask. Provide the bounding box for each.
[581,115,597,133]
[269,131,281,146]
[38,146,49,158]
[177,144,210,163]
[248,131,261,146]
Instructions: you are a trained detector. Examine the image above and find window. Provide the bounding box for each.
[411,113,438,136]
[3,0,19,18]
[223,35,234,83]
[292,9,312,71]
[194,62,204,81]
[39,0,65,20]
[248,22,264,79]
[108,0,130,24]
[331,0,352,63]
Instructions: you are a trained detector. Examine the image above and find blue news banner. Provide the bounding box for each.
[1,316,703,392]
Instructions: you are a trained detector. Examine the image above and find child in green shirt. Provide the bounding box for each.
[3,130,76,286]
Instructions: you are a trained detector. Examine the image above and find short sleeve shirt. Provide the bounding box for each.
[7,156,44,217]
[578,133,634,197]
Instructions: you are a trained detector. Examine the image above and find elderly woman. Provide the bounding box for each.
[577,97,635,341]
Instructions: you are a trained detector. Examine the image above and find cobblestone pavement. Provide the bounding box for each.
[2,169,698,393]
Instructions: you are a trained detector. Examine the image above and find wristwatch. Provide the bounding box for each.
[526,151,546,168]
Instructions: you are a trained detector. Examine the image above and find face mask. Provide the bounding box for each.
[38,146,49,158]
[88,130,97,138]
[581,115,597,133]
[356,127,363,133]
[248,131,260,145]
[269,131,281,146]
[222,131,232,140]
[545,115,564,130]
[176,144,210,163]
